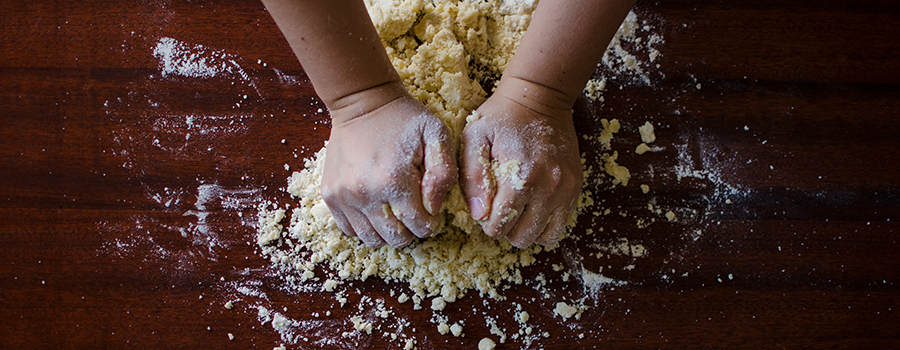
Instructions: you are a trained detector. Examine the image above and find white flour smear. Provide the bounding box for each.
[152,36,264,98]
[154,37,242,80]
[671,131,751,219]
[99,183,264,265]
[100,36,269,278]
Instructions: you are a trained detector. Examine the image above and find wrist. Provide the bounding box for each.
[492,76,576,119]
[325,80,409,125]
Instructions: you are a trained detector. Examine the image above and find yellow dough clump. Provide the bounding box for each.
[259,0,580,304]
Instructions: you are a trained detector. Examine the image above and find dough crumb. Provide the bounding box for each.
[583,78,606,102]
[431,297,446,311]
[665,210,677,222]
[635,142,651,155]
[553,301,581,321]
[350,316,373,334]
[478,337,497,350]
[602,151,630,187]
[322,279,339,292]
[639,121,656,144]
[493,159,526,190]
[450,323,464,337]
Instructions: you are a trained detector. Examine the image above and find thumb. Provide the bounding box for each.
[421,123,458,216]
[460,130,493,221]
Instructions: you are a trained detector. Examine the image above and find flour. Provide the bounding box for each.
[154,37,245,80]
[600,11,662,84]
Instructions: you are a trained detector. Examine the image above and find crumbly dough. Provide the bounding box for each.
[256,0,639,330]
[259,0,571,307]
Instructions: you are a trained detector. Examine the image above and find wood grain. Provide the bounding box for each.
[2,0,899,348]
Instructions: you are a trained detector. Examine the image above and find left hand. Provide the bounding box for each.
[460,78,583,248]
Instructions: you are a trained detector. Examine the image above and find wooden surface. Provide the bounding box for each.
[2,0,899,348]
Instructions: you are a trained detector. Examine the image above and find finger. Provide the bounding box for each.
[322,186,357,237]
[505,203,553,248]
[365,203,416,248]
[346,209,385,248]
[330,207,357,238]
[421,124,458,215]
[460,132,493,221]
[482,183,527,240]
[389,194,438,239]
[534,206,571,246]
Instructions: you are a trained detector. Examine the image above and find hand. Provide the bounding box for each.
[461,78,583,248]
[322,85,457,248]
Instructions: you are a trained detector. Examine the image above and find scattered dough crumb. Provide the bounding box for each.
[553,301,580,321]
[639,121,656,144]
[478,337,497,350]
[583,78,606,102]
[322,279,339,292]
[665,210,677,222]
[450,323,464,337]
[635,143,651,155]
[350,316,373,334]
[602,151,630,187]
[431,297,447,311]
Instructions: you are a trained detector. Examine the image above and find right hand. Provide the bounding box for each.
[321,85,458,248]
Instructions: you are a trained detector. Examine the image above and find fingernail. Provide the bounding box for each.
[469,197,485,220]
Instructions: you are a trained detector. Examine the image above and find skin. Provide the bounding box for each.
[261,0,634,248]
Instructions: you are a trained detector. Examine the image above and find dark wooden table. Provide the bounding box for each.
[2,0,899,348]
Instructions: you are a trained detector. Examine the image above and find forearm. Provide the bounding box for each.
[500,0,636,111]
[261,0,404,121]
